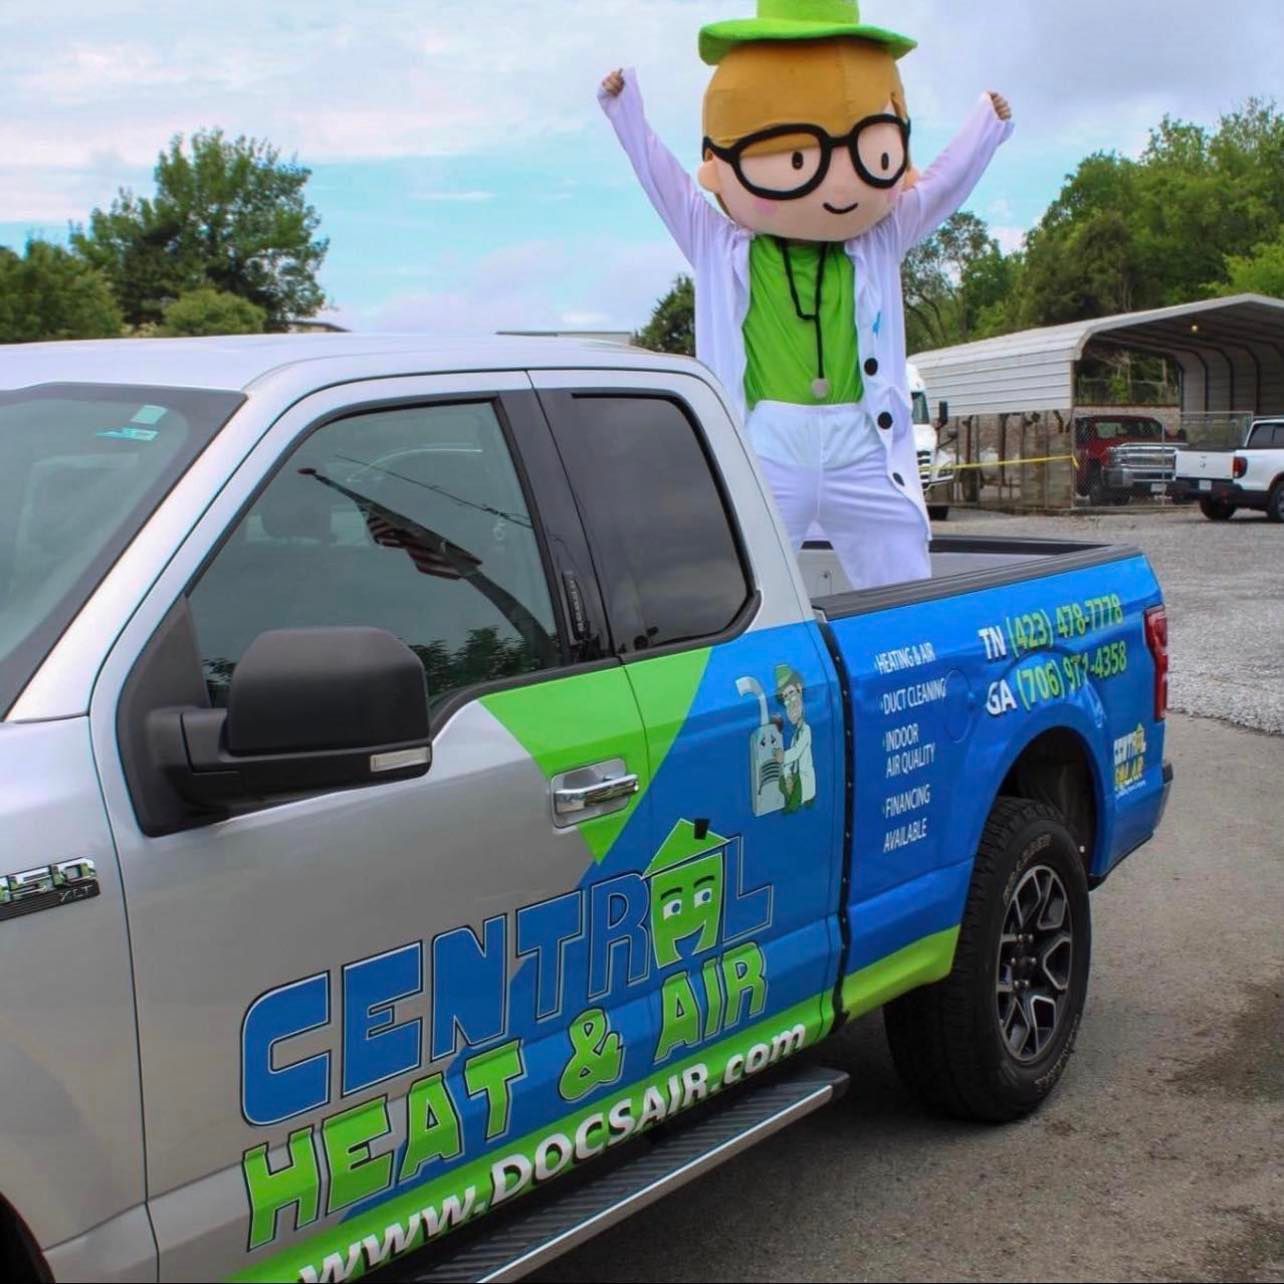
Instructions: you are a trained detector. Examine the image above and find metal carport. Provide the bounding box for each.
[910,293,1284,418]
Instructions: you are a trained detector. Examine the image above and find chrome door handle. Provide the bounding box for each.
[553,773,639,817]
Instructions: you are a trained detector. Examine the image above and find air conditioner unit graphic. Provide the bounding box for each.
[736,676,785,817]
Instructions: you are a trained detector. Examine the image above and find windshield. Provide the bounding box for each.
[0,383,244,717]
[1092,418,1164,442]
[912,391,930,425]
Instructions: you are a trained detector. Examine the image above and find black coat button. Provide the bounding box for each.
[878,411,894,430]
[892,472,904,485]
[865,358,879,376]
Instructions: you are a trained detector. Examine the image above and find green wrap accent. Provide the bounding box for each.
[624,647,712,777]
[480,649,710,864]
[481,669,648,862]
[840,927,960,1018]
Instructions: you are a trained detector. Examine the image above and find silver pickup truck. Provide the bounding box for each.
[0,335,1172,1283]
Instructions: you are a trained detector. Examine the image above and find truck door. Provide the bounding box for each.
[533,370,844,1094]
[88,375,661,1282]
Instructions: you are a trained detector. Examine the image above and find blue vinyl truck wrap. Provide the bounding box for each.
[0,336,1172,1283]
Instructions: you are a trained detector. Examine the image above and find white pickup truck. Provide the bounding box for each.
[1172,418,1284,521]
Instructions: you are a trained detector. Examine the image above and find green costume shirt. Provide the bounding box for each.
[742,238,863,412]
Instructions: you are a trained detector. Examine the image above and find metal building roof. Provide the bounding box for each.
[910,294,1284,416]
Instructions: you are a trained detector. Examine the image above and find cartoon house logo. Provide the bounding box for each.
[644,819,729,968]
[1113,723,1147,795]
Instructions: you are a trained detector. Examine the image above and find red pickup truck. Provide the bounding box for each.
[1074,415,1182,506]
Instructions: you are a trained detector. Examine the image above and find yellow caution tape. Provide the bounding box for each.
[936,453,1078,473]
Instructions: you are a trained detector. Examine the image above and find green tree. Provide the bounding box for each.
[73,129,328,330]
[1010,99,1284,327]
[1014,157,1144,325]
[160,287,267,336]
[635,275,695,355]
[1219,227,1284,298]
[0,239,123,342]
[902,211,1008,350]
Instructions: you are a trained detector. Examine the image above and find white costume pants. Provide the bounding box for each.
[747,402,931,592]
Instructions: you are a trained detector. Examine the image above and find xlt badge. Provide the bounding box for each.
[0,859,99,923]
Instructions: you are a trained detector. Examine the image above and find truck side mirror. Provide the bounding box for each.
[935,400,949,428]
[161,626,432,811]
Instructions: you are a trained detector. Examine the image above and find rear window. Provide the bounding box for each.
[0,383,244,716]
[1246,422,1284,448]
[545,394,752,652]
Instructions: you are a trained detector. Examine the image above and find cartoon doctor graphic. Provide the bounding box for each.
[599,0,1013,589]
[773,664,815,811]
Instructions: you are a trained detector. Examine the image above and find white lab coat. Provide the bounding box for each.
[599,70,1014,544]
[781,719,816,806]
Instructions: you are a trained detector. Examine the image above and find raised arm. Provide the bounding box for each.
[892,91,1015,257]
[598,66,730,267]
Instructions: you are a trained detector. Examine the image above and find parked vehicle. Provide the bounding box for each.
[0,336,1172,1283]
[1073,414,1180,506]
[909,360,955,521]
[1171,418,1284,521]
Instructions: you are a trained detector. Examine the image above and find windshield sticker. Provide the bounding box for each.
[97,426,159,442]
[130,403,168,424]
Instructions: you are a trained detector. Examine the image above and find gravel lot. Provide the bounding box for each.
[944,505,1284,735]
[534,506,1283,1284]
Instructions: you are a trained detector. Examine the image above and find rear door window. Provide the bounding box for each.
[540,393,752,653]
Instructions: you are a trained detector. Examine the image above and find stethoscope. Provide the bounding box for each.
[777,237,831,400]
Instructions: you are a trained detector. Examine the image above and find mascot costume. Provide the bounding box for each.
[599,0,1013,589]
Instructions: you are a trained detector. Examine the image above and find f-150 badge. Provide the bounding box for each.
[0,859,99,923]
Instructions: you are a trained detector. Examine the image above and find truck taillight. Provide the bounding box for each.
[1144,606,1169,721]
[1233,455,1247,479]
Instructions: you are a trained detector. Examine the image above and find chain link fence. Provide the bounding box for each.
[926,406,1247,511]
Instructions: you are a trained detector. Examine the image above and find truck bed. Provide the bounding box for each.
[803,535,1141,614]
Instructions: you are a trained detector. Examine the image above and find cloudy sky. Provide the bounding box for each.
[1,0,1279,334]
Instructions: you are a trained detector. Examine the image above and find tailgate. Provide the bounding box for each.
[1175,448,1234,481]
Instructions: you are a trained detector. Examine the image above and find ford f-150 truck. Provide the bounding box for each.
[1171,417,1284,521]
[0,335,1172,1284]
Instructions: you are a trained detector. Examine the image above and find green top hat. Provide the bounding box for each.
[699,0,916,66]
[775,664,804,695]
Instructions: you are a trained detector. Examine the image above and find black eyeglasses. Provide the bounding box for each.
[703,114,911,201]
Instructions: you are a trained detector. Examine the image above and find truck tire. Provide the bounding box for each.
[1086,467,1109,507]
[928,504,950,522]
[1267,481,1283,524]
[1199,497,1236,521]
[884,797,1091,1123]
